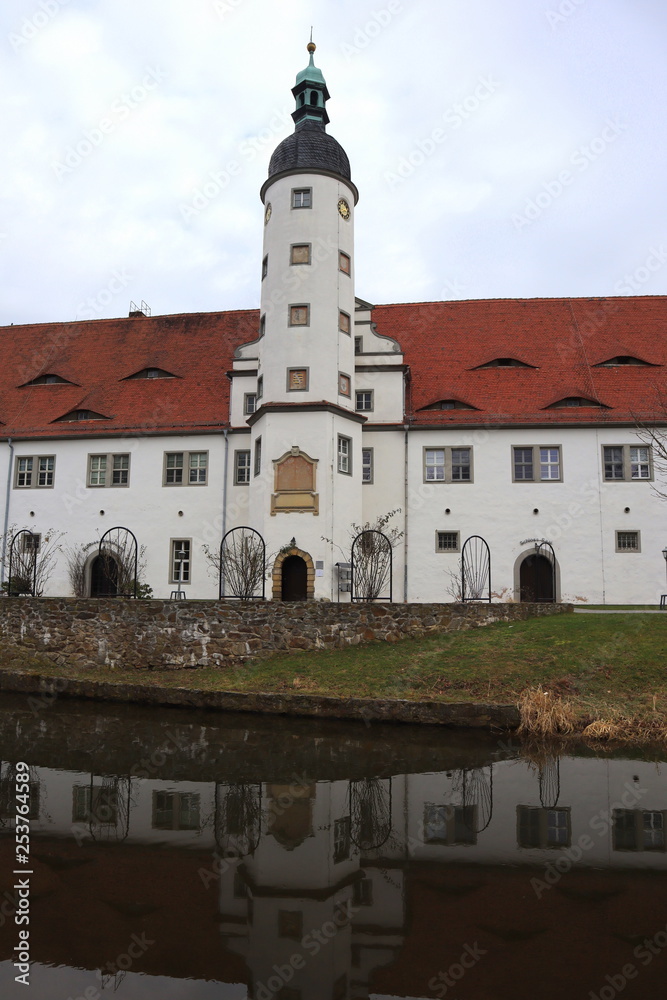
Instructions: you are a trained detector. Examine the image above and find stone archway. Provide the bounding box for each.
[272,546,315,601]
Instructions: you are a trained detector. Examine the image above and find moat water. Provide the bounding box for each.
[0,692,666,999]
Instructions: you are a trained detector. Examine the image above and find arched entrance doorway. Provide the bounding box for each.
[281,555,308,601]
[90,555,119,597]
[519,554,554,602]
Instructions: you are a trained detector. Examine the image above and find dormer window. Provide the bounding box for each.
[54,409,108,422]
[474,358,534,369]
[594,356,654,367]
[21,373,72,386]
[123,367,176,380]
[420,399,478,411]
[546,396,606,409]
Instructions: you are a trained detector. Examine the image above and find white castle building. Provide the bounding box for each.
[0,43,666,605]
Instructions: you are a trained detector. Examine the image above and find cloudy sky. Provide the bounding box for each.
[1,0,666,327]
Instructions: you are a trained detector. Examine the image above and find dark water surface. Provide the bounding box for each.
[0,692,666,999]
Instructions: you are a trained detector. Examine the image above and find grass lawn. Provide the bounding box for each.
[3,612,666,729]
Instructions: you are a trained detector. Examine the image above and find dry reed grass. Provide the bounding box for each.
[517,686,576,737]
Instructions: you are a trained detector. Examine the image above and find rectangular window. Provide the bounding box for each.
[15,456,55,489]
[603,445,652,481]
[436,531,460,552]
[355,390,373,411]
[424,449,445,482]
[259,314,266,337]
[339,251,351,274]
[339,310,351,335]
[288,368,309,391]
[513,446,562,482]
[188,452,207,484]
[423,804,476,845]
[254,437,262,477]
[292,187,312,209]
[234,450,251,485]
[261,254,268,279]
[613,810,665,852]
[333,816,351,863]
[517,806,571,848]
[164,452,207,486]
[616,530,640,552]
[170,539,191,584]
[451,448,471,481]
[88,454,130,487]
[290,243,311,265]
[153,791,200,831]
[278,910,303,941]
[257,375,263,399]
[72,784,118,826]
[354,336,363,355]
[244,392,256,415]
[353,877,373,907]
[289,304,310,326]
[362,448,373,484]
[337,435,351,475]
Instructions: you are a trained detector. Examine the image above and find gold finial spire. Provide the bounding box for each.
[307,27,316,54]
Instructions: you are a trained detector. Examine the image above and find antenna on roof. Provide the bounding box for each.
[129,300,151,318]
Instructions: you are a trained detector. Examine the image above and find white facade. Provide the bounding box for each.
[1,47,665,605]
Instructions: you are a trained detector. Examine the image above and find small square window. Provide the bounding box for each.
[261,255,268,279]
[22,532,41,553]
[355,390,373,411]
[288,368,309,391]
[234,450,251,485]
[362,448,373,484]
[339,310,351,335]
[244,393,256,415]
[289,305,310,327]
[338,373,351,397]
[436,531,460,552]
[616,530,640,552]
[339,251,351,275]
[292,188,312,209]
[290,244,311,265]
[337,436,351,475]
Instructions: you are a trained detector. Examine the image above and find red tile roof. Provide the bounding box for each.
[0,296,665,438]
[0,310,259,439]
[373,296,667,425]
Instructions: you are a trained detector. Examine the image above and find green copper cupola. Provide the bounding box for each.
[292,41,330,129]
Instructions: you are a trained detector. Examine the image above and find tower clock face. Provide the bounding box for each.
[264,203,272,224]
[337,198,350,220]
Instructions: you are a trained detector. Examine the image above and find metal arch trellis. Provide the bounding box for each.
[539,756,561,809]
[461,535,491,603]
[214,781,262,858]
[219,527,266,600]
[348,777,393,853]
[351,529,393,602]
[534,540,557,603]
[98,526,138,598]
[8,529,38,597]
[456,765,494,835]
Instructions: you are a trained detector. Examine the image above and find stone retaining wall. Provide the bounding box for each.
[0,598,571,672]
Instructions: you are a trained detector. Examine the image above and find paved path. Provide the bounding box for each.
[573,608,665,614]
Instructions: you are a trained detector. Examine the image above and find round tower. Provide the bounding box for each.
[247,42,364,601]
